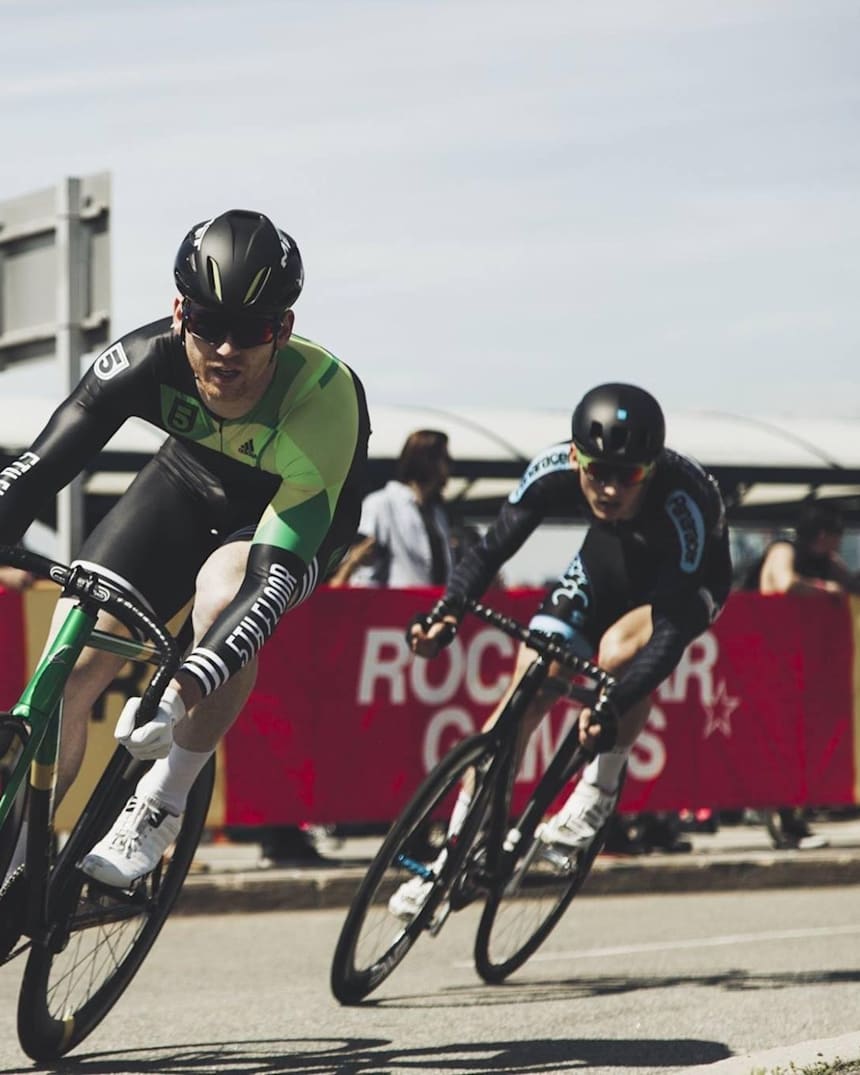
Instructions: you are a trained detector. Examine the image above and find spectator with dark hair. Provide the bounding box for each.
[0,567,34,592]
[745,501,860,850]
[750,502,859,599]
[329,429,453,588]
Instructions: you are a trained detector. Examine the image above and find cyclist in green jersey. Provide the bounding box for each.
[0,209,370,887]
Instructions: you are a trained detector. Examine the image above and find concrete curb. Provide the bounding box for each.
[678,1030,860,1074]
[174,849,860,916]
[176,867,368,915]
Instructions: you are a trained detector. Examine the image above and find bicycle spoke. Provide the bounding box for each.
[45,887,149,1019]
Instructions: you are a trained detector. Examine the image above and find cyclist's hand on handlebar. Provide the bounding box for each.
[406,603,460,659]
[578,694,619,755]
[114,687,186,761]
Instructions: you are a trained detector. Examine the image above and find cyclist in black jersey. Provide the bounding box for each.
[391,383,731,918]
[0,209,370,887]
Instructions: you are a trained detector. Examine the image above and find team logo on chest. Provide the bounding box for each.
[166,396,201,435]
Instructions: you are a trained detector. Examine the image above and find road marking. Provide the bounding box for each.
[454,922,860,967]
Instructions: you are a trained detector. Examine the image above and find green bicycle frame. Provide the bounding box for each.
[0,608,161,830]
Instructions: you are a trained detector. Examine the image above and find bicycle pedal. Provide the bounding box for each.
[538,844,577,873]
[83,874,146,903]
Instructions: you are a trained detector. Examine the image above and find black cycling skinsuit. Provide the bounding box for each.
[0,318,370,698]
[443,442,732,715]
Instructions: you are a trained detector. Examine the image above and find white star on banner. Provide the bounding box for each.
[702,679,742,738]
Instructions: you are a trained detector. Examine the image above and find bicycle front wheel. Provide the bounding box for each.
[474,789,614,984]
[17,755,215,1062]
[331,735,495,1004]
[0,729,27,884]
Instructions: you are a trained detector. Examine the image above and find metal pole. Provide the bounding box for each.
[55,177,86,563]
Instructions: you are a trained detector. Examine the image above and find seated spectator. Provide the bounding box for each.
[752,502,860,599]
[745,501,860,850]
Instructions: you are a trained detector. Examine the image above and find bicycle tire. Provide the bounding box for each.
[331,734,495,1005]
[0,732,27,885]
[16,754,215,1062]
[473,783,617,984]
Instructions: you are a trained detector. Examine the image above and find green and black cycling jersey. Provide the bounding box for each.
[443,442,732,714]
[0,318,370,697]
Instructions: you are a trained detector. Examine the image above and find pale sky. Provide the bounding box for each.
[1,0,859,419]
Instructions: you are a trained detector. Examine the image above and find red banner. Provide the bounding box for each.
[2,584,855,825]
[0,589,27,712]
[223,588,859,825]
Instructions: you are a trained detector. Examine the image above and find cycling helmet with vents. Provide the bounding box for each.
[571,383,665,465]
[174,209,304,314]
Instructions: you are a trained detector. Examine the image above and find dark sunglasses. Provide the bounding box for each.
[182,301,280,349]
[577,450,654,488]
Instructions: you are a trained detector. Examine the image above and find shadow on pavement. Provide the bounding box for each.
[363,966,860,1008]
[0,1033,732,1074]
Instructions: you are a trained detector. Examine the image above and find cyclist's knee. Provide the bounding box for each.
[597,608,652,673]
[596,633,632,674]
[192,543,249,636]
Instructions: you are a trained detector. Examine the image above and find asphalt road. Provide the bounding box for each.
[1,884,859,1074]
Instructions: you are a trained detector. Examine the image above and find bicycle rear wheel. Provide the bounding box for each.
[473,785,616,984]
[331,735,495,1004]
[17,754,215,1062]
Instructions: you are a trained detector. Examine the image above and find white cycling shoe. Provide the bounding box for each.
[540,780,617,854]
[388,875,434,921]
[388,848,448,922]
[81,794,182,888]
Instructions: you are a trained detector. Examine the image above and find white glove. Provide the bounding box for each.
[114,687,186,761]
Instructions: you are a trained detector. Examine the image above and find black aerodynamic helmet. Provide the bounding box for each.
[174,209,304,315]
[571,383,666,465]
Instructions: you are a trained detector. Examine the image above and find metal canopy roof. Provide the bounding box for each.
[360,405,860,522]
[3,398,859,524]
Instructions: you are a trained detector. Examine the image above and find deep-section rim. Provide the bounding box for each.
[16,756,215,1061]
[330,735,495,1004]
[473,799,613,984]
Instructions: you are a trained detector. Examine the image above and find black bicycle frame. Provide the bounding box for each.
[453,599,616,896]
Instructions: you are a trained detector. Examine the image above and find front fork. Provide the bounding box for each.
[14,605,98,936]
[23,704,63,937]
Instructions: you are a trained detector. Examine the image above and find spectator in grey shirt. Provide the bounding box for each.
[330,430,452,588]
